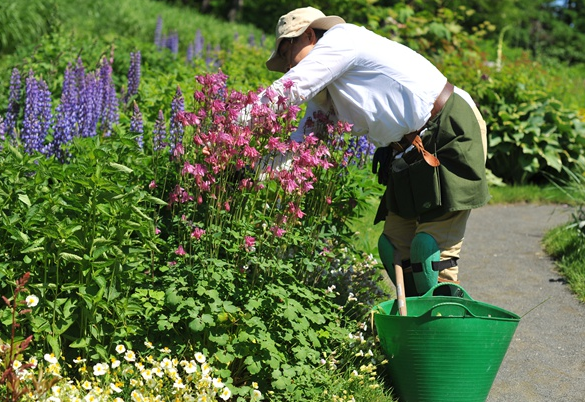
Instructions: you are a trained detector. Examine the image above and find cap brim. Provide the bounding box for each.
[266,16,345,73]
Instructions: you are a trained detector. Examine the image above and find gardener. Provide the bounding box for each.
[259,6,489,296]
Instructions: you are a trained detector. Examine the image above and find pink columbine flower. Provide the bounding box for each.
[288,202,305,219]
[270,226,286,238]
[155,227,161,235]
[191,227,205,240]
[182,161,207,177]
[173,143,184,158]
[175,245,186,256]
[244,236,255,249]
[149,180,157,190]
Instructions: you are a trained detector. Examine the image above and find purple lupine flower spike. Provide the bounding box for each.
[22,71,52,155]
[51,64,78,161]
[248,33,255,47]
[130,101,144,149]
[195,29,204,58]
[38,79,53,156]
[0,116,6,148]
[5,67,22,142]
[153,109,167,151]
[124,51,141,103]
[154,16,163,49]
[166,31,179,55]
[186,43,195,64]
[79,71,99,138]
[169,86,184,152]
[98,58,119,137]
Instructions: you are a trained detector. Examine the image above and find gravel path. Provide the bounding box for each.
[459,204,585,402]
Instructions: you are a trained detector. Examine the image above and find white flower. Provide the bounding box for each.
[212,377,224,389]
[194,352,206,363]
[183,360,197,374]
[81,380,92,390]
[16,369,28,381]
[115,344,126,354]
[252,389,262,400]
[159,346,171,354]
[93,363,108,376]
[153,367,164,378]
[141,369,153,381]
[73,356,85,364]
[220,387,232,400]
[111,358,121,369]
[25,294,39,307]
[85,391,103,402]
[160,357,174,370]
[110,382,123,393]
[51,385,61,396]
[124,350,136,362]
[28,356,38,368]
[201,362,211,374]
[44,353,58,364]
[12,360,22,370]
[173,378,185,389]
[144,341,153,349]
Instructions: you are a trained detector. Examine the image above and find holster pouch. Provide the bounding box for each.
[388,151,441,219]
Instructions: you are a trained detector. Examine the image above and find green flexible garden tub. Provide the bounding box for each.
[373,283,520,402]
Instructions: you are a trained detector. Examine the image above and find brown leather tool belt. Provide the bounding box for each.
[389,81,454,154]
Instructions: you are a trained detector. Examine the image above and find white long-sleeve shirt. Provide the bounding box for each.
[267,23,463,148]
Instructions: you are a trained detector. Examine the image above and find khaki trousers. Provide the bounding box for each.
[382,210,470,282]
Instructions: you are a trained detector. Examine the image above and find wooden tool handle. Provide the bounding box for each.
[395,264,407,316]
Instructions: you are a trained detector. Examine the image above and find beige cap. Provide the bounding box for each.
[266,7,345,72]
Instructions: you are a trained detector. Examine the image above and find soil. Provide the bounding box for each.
[459,203,585,401]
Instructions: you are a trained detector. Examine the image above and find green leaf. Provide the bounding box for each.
[60,252,83,261]
[18,194,31,207]
[244,355,262,374]
[188,317,204,332]
[147,195,168,205]
[69,337,90,348]
[109,162,133,174]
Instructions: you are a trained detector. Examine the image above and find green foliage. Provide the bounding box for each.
[0,0,59,56]
[0,58,391,399]
[543,218,585,303]
[542,161,585,302]
[474,63,585,184]
[0,134,161,362]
